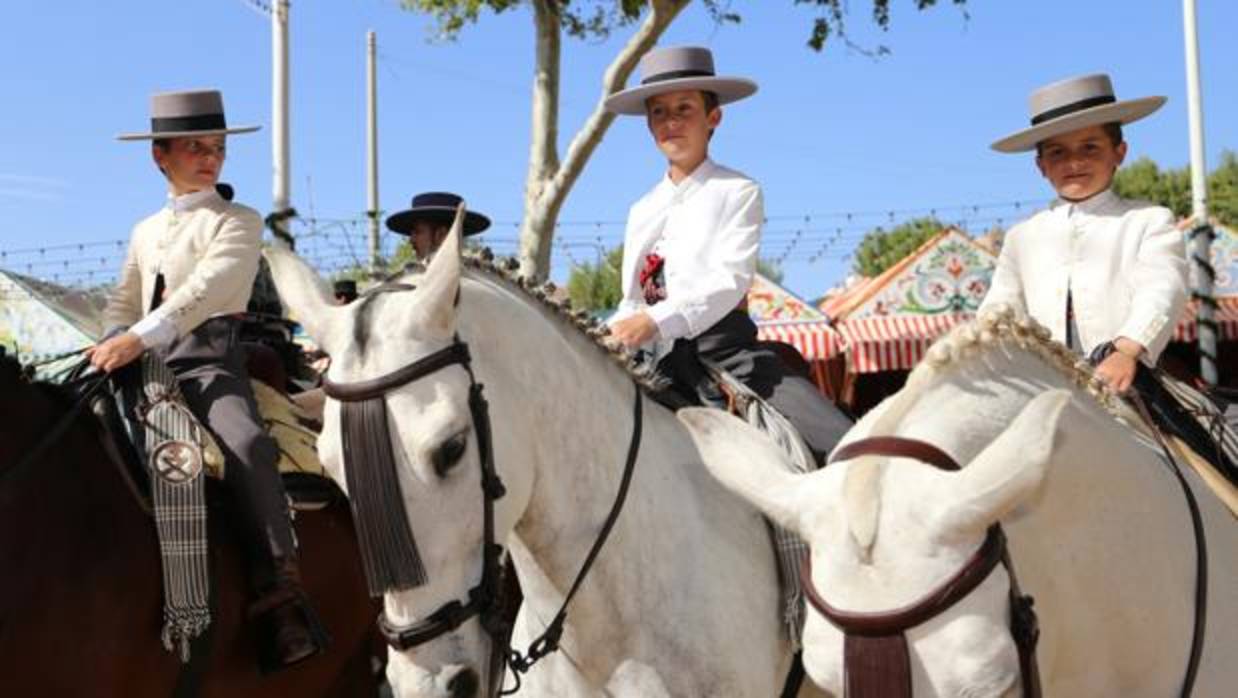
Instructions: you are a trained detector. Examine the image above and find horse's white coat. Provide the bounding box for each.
[264,220,802,697]
[680,310,1238,697]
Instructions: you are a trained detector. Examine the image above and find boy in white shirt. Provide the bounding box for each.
[604,45,851,463]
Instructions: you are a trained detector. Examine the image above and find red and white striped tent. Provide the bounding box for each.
[820,223,1238,376]
[748,273,844,360]
[822,228,996,373]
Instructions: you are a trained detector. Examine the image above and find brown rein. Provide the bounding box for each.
[805,436,1042,698]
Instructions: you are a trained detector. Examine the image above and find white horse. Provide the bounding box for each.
[264,216,818,697]
[680,308,1238,697]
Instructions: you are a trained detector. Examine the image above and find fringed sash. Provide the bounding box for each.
[322,343,474,597]
[140,353,211,661]
[338,396,427,595]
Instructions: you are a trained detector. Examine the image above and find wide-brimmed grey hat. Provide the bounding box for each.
[117,89,261,141]
[604,45,757,116]
[991,74,1165,153]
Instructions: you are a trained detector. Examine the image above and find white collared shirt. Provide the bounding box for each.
[980,188,1187,362]
[106,187,263,350]
[610,158,763,359]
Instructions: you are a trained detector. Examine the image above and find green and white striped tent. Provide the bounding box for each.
[0,269,105,376]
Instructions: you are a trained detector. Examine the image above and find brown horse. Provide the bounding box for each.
[0,354,382,697]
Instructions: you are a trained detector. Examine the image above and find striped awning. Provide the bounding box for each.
[758,298,1238,375]
[757,321,845,361]
[1173,297,1238,342]
[836,313,973,373]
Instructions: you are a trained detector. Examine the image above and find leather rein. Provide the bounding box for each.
[322,337,644,697]
[806,436,1042,698]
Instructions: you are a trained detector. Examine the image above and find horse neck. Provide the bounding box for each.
[457,277,698,589]
[872,342,1087,465]
[0,378,141,574]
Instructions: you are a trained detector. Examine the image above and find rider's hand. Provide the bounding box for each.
[610,312,659,349]
[86,332,146,373]
[1095,337,1143,394]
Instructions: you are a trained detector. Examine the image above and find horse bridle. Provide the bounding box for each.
[322,340,512,693]
[805,436,1042,698]
[322,336,644,698]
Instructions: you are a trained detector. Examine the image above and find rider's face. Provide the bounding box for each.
[645,90,720,172]
[154,135,226,195]
[1036,125,1127,202]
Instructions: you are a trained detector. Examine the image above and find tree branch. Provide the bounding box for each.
[519,0,691,279]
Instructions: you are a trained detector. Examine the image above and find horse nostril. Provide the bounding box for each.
[447,667,479,698]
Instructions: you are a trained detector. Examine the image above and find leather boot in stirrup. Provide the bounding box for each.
[249,557,331,673]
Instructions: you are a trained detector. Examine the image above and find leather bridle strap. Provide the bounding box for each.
[322,342,472,401]
[832,436,959,473]
[1129,392,1207,697]
[2,371,109,490]
[801,524,1006,632]
[501,380,644,694]
[812,436,1041,698]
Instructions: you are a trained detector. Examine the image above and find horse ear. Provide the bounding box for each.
[936,390,1072,540]
[263,241,347,355]
[677,408,818,536]
[412,204,464,339]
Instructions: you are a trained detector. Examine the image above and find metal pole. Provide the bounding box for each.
[367,30,381,277]
[1184,0,1216,384]
[271,0,294,247]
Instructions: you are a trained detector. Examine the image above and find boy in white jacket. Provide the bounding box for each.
[981,73,1187,393]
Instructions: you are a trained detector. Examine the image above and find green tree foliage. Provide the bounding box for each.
[399,1,970,281]
[756,258,784,284]
[567,245,623,312]
[1112,151,1238,226]
[403,0,966,51]
[852,216,945,277]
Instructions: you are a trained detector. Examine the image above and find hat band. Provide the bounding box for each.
[1030,95,1116,125]
[641,68,715,85]
[150,113,228,134]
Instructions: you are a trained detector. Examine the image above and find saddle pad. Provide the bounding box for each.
[139,379,326,481]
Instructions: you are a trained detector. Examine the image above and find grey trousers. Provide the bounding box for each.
[165,317,295,592]
[657,311,853,463]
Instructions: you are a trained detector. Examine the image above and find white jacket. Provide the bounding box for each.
[610,158,763,359]
[980,189,1187,362]
[104,189,263,342]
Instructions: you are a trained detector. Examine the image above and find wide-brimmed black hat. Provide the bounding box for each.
[333,279,358,301]
[385,192,491,236]
[118,89,261,141]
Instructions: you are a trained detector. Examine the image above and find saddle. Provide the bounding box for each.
[87,362,340,512]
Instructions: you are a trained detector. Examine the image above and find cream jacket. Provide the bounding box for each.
[104,189,263,339]
[610,158,763,359]
[980,190,1187,362]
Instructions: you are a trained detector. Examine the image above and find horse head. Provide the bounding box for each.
[265,207,516,698]
[679,387,1071,697]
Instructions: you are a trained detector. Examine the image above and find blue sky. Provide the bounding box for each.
[2,0,1235,300]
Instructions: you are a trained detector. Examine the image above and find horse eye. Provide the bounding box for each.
[431,431,469,478]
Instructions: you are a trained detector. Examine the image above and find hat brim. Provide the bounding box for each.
[116,125,262,141]
[386,206,491,236]
[604,76,758,115]
[991,96,1166,153]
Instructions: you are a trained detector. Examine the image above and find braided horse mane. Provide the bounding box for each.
[835,305,1130,560]
[423,248,666,395]
[863,304,1124,443]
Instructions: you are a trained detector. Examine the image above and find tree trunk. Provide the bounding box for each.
[517,0,692,281]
